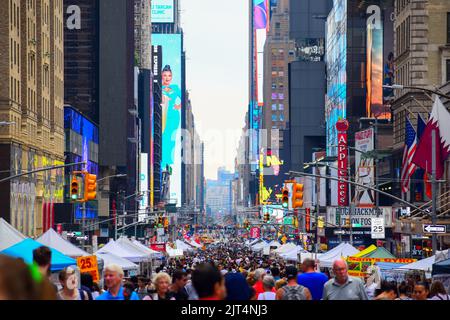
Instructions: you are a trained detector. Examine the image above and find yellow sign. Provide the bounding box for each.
[346,256,416,277]
[77,255,100,282]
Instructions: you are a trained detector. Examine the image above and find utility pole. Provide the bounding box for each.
[316,172,321,254]
[81,201,87,251]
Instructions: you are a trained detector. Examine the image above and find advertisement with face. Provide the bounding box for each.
[152,34,182,206]
[354,128,375,206]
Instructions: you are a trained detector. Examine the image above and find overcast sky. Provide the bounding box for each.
[180,0,249,180]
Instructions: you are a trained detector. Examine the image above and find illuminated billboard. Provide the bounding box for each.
[325,0,347,157]
[152,34,182,206]
[366,4,390,120]
[354,128,375,206]
[151,0,175,24]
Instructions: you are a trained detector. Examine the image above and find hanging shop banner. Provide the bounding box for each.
[336,120,349,206]
[346,256,416,277]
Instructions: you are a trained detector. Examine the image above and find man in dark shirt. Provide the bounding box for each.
[297,258,328,300]
[170,270,189,300]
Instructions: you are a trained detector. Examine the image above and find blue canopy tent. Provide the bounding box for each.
[432,258,450,276]
[1,238,76,271]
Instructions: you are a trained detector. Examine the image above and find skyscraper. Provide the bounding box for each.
[0,0,65,236]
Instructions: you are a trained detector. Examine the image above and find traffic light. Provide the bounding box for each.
[158,216,163,225]
[84,173,97,201]
[292,183,304,209]
[164,217,169,228]
[70,177,79,200]
[264,213,270,223]
[282,188,289,208]
[345,218,350,227]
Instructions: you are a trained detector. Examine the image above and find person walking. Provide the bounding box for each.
[412,282,430,300]
[297,258,328,301]
[395,282,412,300]
[374,281,398,300]
[96,264,139,300]
[257,275,276,300]
[192,263,227,300]
[170,270,189,301]
[276,266,311,300]
[253,268,272,296]
[322,259,368,300]
[57,267,89,300]
[144,272,176,300]
[429,281,450,300]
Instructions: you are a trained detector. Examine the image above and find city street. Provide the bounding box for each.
[0,0,450,304]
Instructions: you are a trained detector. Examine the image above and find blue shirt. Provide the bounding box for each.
[96,287,140,300]
[297,272,328,301]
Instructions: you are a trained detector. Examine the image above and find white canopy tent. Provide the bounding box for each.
[263,240,282,256]
[96,239,146,263]
[95,252,139,272]
[166,245,184,258]
[318,243,360,268]
[252,241,268,251]
[248,238,262,247]
[274,242,297,254]
[116,237,155,258]
[0,218,26,251]
[131,239,164,258]
[396,250,449,274]
[175,240,195,252]
[279,246,314,262]
[36,228,88,258]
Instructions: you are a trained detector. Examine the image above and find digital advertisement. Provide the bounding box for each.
[152,33,183,207]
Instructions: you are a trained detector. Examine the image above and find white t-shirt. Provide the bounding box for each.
[257,292,276,301]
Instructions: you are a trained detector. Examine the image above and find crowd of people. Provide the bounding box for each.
[0,239,449,301]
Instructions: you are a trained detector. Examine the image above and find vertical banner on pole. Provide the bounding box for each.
[336,120,350,206]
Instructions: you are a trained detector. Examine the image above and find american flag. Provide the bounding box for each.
[401,117,417,193]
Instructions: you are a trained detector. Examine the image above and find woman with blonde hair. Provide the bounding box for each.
[143,272,176,300]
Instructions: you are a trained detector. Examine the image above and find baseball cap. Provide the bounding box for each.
[285,266,298,280]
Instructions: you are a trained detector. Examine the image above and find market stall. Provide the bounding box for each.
[96,239,147,263]
[36,228,88,258]
[1,238,76,271]
[94,252,139,277]
[0,218,26,251]
[318,243,359,268]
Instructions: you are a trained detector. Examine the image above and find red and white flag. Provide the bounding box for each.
[412,96,450,180]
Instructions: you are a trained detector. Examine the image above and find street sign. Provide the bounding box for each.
[77,255,100,282]
[334,230,345,235]
[423,224,446,234]
[371,217,385,239]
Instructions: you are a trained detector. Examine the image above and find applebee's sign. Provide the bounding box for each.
[336,120,349,206]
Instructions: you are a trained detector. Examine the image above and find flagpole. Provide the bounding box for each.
[431,128,437,255]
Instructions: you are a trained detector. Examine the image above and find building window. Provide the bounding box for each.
[446,60,450,82]
[279,104,284,110]
[272,104,277,111]
[448,13,450,44]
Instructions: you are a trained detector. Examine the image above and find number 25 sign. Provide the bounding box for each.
[77,255,100,282]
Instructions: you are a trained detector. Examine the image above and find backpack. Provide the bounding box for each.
[281,285,307,300]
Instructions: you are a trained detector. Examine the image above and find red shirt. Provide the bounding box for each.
[253,281,276,296]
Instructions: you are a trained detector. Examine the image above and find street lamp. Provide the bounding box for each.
[116,190,151,240]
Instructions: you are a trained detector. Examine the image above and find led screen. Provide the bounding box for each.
[151,34,182,206]
[325,0,347,157]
